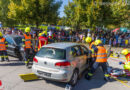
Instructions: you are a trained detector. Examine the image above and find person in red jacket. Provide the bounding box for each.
[38,33,48,51]
[120,49,130,76]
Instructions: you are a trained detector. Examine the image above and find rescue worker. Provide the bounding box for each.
[38,32,48,51]
[0,32,9,62]
[85,37,96,68]
[85,39,110,81]
[22,27,33,67]
[120,49,130,76]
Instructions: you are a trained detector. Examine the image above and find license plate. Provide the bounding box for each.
[37,70,51,77]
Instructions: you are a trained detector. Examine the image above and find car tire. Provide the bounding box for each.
[69,70,78,86]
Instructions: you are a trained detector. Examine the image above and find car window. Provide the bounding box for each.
[80,46,88,55]
[5,36,14,45]
[14,37,23,46]
[71,46,82,56]
[36,47,66,59]
[71,47,77,57]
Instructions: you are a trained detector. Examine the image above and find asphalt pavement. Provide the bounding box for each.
[0,47,130,90]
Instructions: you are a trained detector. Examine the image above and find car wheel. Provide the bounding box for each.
[69,70,78,86]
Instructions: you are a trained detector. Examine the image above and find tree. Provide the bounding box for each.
[0,0,17,27]
[8,0,62,27]
[64,0,102,30]
[64,0,129,30]
[110,0,128,27]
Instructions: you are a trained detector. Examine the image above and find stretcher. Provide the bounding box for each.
[19,73,38,81]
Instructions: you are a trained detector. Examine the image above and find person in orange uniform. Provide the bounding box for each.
[0,32,9,62]
[120,49,130,76]
[38,32,48,51]
[22,27,33,67]
[85,40,110,81]
[85,37,96,68]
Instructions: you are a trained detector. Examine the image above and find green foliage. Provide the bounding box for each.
[0,0,17,27]
[64,0,129,30]
[2,0,62,27]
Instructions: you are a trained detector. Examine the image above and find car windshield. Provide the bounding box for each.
[14,37,23,46]
[36,47,66,59]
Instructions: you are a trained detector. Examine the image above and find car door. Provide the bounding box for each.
[5,36,16,56]
[80,45,89,69]
[70,46,84,72]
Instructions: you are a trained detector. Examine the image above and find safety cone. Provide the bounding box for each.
[0,80,4,90]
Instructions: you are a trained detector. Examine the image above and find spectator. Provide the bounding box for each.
[118,36,122,47]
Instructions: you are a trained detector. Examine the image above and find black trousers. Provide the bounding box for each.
[0,51,9,61]
[90,62,109,77]
[24,48,32,62]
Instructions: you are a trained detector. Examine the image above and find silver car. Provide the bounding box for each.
[32,42,89,86]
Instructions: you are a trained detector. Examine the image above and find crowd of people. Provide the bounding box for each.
[0,27,130,48]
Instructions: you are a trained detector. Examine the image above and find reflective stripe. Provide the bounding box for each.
[97,53,107,55]
[4,56,8,58]
[22,39,25,41]
[96,57,107,59]
[88,73,93,76]
[25,39,31,41]
[25,59,30,64]
[25,61,28,64]
[105,74,110,77]
[0,42,5,44]
[0,46,5,47]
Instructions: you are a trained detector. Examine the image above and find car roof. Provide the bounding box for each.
[43,42,81,49]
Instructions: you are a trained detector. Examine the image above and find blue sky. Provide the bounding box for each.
[56,0,73,17]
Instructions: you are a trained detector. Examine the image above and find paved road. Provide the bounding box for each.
[0,48,130,90]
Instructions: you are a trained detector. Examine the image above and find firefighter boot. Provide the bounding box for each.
[85,73,93,80]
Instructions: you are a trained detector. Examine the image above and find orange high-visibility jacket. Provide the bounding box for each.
[24,34,32,49]
[96,46,107,62]
[0,38,6,51]
[89,41,95,49]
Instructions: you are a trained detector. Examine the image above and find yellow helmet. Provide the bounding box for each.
[25,27,31,33]
[85,37,92,43]
[39,33,43,37]
[95,39,102,45]
[121,49,128,55]
[0,32,3,37]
